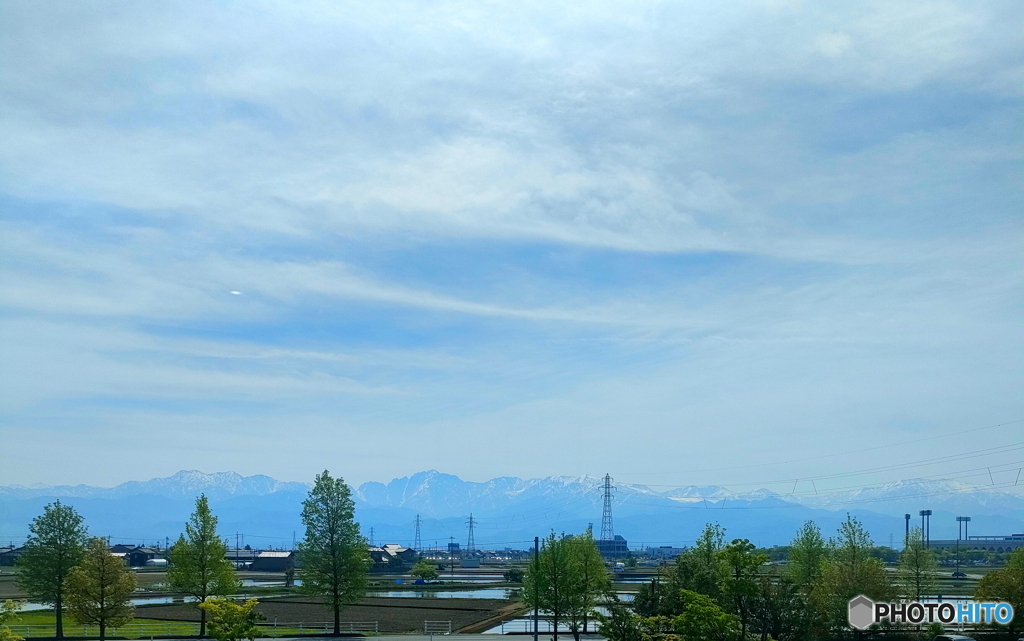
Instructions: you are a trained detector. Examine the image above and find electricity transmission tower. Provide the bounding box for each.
[414,514,422,551]
[600,473,615,541]
[466,513,476,554]
[369,527,375,547]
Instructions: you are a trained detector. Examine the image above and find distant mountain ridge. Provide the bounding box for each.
[5,469,1023,519]
[0,470,309,501]
[3,471,1022,548]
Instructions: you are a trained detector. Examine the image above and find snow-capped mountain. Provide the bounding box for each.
[0,470,309,500]
[2,471,1022,548]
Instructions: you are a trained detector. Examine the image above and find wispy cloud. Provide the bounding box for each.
[0,0,1021,486]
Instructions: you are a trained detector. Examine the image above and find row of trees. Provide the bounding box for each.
[10,470,370,639]
[604,516,1024,641]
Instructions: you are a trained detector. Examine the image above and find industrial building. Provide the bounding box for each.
[927,533,1024,553]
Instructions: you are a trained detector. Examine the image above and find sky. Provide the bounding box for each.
[1,0,1022,492]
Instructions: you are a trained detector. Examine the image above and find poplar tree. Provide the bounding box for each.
[787,521,827,589]
[65,538,137,641]
[718,538,768,639]
[898,527,936,602]
[523,533,574,641]
[15,501,89,639]
[297,471,370,635]
[167,495,239,637]
[565,533,610,639]
[812,514,891,634]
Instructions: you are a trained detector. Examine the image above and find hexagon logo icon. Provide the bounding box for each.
[848,595,875,630]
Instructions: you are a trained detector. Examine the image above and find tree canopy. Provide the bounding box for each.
[167,494,239,637]
[65,538,137,641]
[15,501,89,639]
[297,470,370,636]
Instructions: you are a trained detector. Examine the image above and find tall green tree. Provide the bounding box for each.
[65,538,137,641]
[787,521,827,590]
[167,495,239,637]
[672,590,742,641]
[975,548,1024,635]
[671,523,727,603]
[523,533,574,641]
[750,572,811,641]
[717,538,767,639]
[565,533,610,638]
[297,471,370,636]
[898,527,936,602]
[812,514,891,635]
[595,598,643,641]
[15,501,89,639]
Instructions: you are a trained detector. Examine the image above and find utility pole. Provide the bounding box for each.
[533,536,539,641]
[414,514,422,552]
[449,536,456,581]
[904,514,910,547]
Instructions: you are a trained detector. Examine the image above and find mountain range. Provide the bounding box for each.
[2,470,1022,550]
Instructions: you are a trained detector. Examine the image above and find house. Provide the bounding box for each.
[0,547,22,567]
[381,544,417,563]
[369,544,417,570]
[128,547,161,567]
[249,551,295,572]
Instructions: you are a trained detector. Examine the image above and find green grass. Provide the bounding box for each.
[6,611,199,639]
[6,611,373,639]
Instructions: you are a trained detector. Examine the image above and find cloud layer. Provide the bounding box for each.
[1,0,1021,488]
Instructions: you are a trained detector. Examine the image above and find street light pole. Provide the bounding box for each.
[919,510,933,548]
[956,516,971,577]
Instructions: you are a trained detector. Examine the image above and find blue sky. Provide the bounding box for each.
[1,0,1022,491]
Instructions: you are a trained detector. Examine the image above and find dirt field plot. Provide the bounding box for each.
[135,596,520,633]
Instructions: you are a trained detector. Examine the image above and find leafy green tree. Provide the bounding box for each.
[787,521,827,590]
[15,501,89,639]
[632,577,673,617]
[503,568,524,583]
[0,600,24,641]
[898,527,936,602]
[670,523,727,604]
[65,538,137,641]
[410,559,439,581]
[297,470,370,636]
[167,494,239,637]
[523,533,573,641]
[566,532,611,638]
[975,548,1024,634]
[198,598,265,641]
[750,572,811,641]
[812,514,892,635]
[595,598,643,641]
[717,538,767,638]
[672,590,742,641]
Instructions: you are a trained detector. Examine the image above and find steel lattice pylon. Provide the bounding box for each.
[600,473,615,541]
[466,513,476,554]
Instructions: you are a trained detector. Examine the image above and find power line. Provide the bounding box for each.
[619,418,1024,477]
